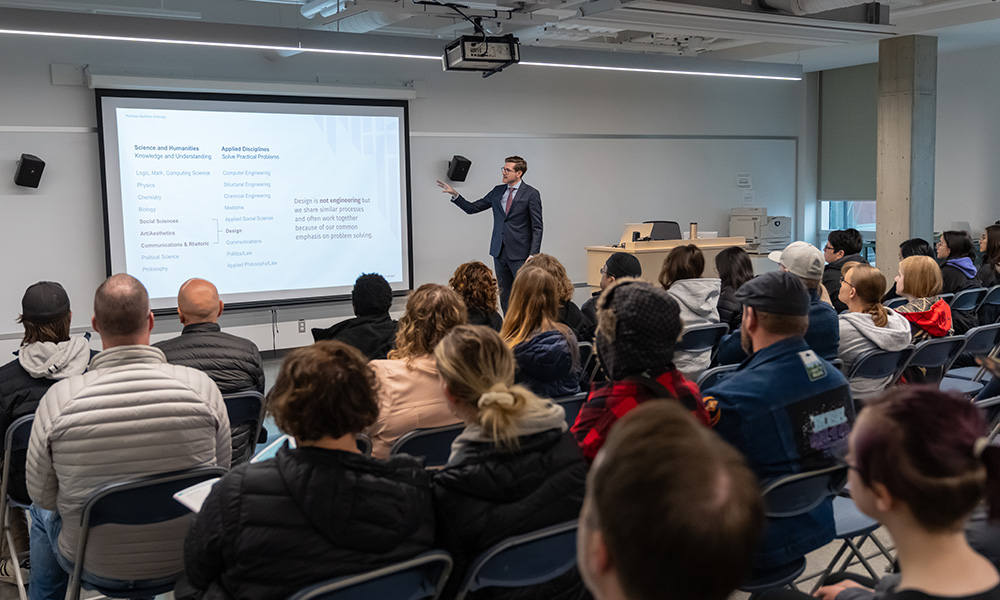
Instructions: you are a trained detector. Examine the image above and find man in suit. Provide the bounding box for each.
[438,155,543,311]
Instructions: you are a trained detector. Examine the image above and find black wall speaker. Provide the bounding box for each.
[447,155,471,182]
[15,154,45,188]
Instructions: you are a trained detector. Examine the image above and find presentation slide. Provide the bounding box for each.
[97,90,411,311]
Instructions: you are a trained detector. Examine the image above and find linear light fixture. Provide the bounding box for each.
[0,27,801,80]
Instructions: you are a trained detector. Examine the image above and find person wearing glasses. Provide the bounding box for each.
[822,228,868,313]
[438,156,543,312]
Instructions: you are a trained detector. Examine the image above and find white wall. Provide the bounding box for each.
[936,44,1000,235]
[0,22,807,354]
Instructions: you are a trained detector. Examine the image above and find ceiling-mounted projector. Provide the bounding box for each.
[443,35,520,77]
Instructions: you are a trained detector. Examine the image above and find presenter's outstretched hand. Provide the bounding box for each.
[437,180,458,198]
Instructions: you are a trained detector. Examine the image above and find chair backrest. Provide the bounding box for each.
[906,336,968,374]
[554,392,587,427]
[69,466,229,600]
[846,346,915,382]
[288,551,453,600]
[884,297,908,310]
[390,423,466,468]
[643,220,682,240]
[454,521,578,600]
[676,323,729,353]
[696,364,739,389]
[760,464,848,518]
[961,323,1000,357]
[578,342,594,372]
[941,293,955,305]
[0,415,34,508]
[223,390,266,466]
[952,287,990,312]
[982,286,1000,308]
[355,433,373,456]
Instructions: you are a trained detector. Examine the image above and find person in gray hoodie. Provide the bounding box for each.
[0,282,93,584]
[658,245,721,378]
[837,264,911,397]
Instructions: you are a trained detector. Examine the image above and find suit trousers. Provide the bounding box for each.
[495,253,526,313]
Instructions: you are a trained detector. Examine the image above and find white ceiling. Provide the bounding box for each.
[1,0,999,71]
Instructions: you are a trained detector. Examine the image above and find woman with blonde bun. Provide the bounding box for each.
[432,325,587,600]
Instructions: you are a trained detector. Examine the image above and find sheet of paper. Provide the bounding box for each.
[173,478,221,513]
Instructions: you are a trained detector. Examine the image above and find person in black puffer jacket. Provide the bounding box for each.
[183,341,434,600]
[715,246,754,331]
[432,325,588,600]
[312,273,399,359]
[502,266,581,398]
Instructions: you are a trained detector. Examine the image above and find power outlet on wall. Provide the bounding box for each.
[298,319,305,333]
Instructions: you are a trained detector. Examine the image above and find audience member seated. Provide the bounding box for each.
[702,271,853,569]
[938,230,982,334]
[366,284,466,458]
[0,282,93,583]
[837,264,911,397]
[528,253,595,342]
[578,401,765,600]
[502,266,581,398]
[979,225,1000,325]
[771,387,1000,600]
[823,228,869,313]
[581,252,641,326]
[715,246,754,331]
[432,325,587,600]
[658,244,720,377]
[572,279,710,463]
[717,241,839,365]
[894,255,954,342]
[185,341,434,600]
[450,261,503,331]
[882,238,936,302]
[26,274,231,600]
[155,278,264,394]
[311,273,397,359]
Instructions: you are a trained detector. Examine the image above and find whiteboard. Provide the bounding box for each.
[0,130,795,338]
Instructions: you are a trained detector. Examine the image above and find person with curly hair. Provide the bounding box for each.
[366,284,468,457]
[184,341,434,600]
[526,253,595,342]
[450,261,503,332]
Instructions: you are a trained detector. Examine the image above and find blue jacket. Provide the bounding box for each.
[703,337,853,568]
[452,183,543,261]
[715,288,839,365]
[513,330,580,399]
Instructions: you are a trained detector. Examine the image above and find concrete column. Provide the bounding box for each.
[876,35,937,281]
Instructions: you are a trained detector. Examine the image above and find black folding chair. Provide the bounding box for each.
[696,364,739,390]
[896,336,968,386]
[883,297,907,310]
[845,346,915,399]
[676,323,730,354]
[951,287,990,313]
[67,466,229,600]
[554,392,587,427]
[0,415,33,600]
[223,390,266,466]
[288,551,453,600]
[390,423,466,468]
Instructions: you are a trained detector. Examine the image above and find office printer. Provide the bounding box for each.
[729,208,790,253]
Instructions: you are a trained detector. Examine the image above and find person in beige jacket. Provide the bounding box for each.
[26,274,231,600]
[366,284,467,458]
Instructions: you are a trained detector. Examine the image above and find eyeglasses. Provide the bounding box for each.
[840,275,855,288]
[824,245,834,252]
[500,167,515,174]
[600,267,607,275]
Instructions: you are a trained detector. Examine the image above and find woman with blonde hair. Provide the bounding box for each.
[527,253,594,341]
[366,283,467,458]
[433,325,587,600]
[894,255,953,343]
[449,261,503,332]
[837,264,911,396]
[500,266,580,398]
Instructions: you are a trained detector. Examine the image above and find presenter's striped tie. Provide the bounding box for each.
[504,186,516,214]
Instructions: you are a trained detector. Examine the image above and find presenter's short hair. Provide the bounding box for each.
[352,273,393,317]
[586,401,764,600]
[94,274,150,338]
[269,340,379,441]
[505,155,527,175]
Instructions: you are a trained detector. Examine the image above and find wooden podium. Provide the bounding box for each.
[586,237,748,287]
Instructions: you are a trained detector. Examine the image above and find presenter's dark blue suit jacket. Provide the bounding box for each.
[451,183,543,261]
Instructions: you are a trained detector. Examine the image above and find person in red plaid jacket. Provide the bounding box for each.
[571,278,710,463]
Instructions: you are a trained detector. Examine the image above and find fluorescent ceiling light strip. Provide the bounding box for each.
[521,61,802,80]
[0,28,441,61]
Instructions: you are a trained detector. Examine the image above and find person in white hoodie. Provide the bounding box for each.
[837,264,912,397]
[0,282,93,585]
[658,245,721,378]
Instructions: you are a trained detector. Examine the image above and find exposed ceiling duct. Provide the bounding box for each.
[333,10,411,32]
[760,0,875,16]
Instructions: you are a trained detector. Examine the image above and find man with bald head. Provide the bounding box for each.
[26,274,230,599]
[155,278,264,395]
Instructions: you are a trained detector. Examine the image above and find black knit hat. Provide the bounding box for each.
[604,252,642,280]
[595,279,682,380]
[21,281,70,324]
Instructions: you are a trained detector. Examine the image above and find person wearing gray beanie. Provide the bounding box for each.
[570,279,711,463]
